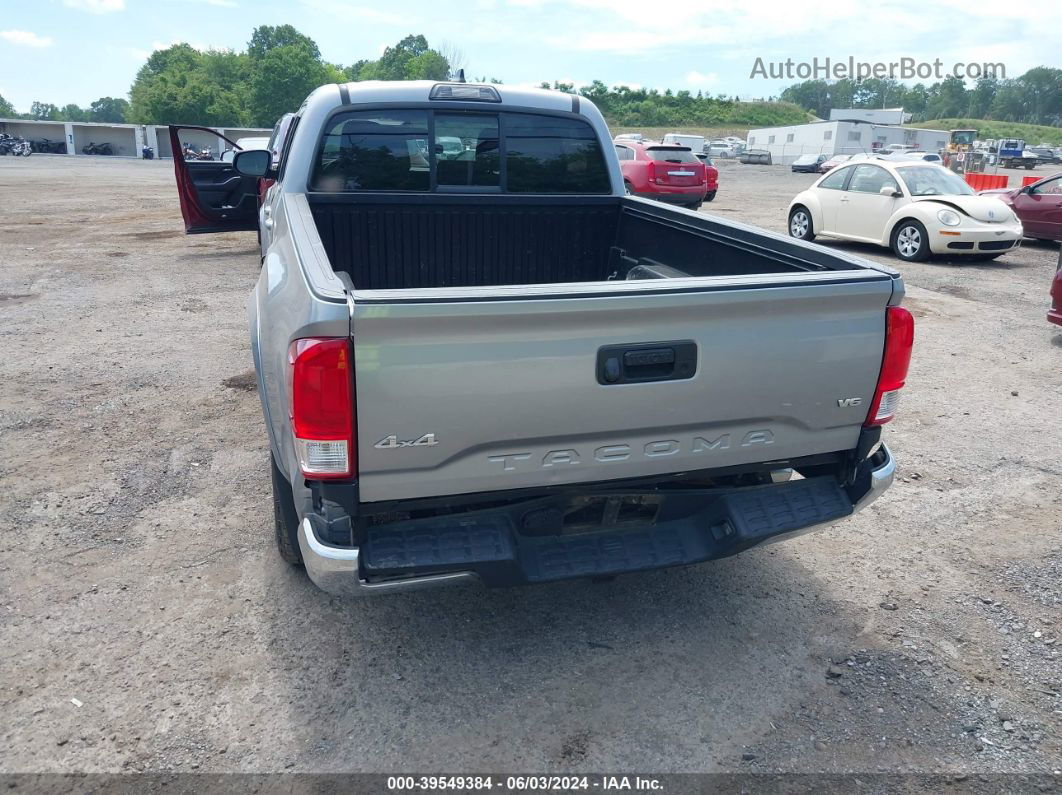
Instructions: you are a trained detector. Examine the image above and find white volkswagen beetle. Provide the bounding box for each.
[787,159,1023,261]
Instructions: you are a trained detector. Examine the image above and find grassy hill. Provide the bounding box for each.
[607,124,753,140]
[914,118,1062,146]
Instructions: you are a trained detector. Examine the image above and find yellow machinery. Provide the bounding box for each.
[945,129,984,174]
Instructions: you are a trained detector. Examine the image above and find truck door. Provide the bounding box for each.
[169,125,260,234]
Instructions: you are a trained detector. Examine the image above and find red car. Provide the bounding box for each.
[980,172,1062,242]
[614,140,712,209]
[1050,247,1062,327]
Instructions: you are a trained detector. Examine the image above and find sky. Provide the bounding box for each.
[0,0,1059,113]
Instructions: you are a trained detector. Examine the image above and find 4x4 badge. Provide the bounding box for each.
[374,433,439,450]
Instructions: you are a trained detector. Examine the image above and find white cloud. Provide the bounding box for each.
[296,0,404,24]
[685,71,718,89]
[63,0,125,12]
[530,0,1060,84]
[127,39,232,61]
[0,30,54,48]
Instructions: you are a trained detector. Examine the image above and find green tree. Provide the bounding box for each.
[248,44,330,127]
[406,50,450,80]
[926,76,968,119]
[0,94,16,116]
[780,79,832,118]
[248,24,320,61]
[89,96,129,123]
[30,101,60,120]
[60,103,87,121]
[1014,67,1062,125]
[966,77,998,119]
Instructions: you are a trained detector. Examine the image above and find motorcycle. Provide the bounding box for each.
[141,145,155,160]
[0,133,31,156]
[32,138,66,154]
[82,142,114,155]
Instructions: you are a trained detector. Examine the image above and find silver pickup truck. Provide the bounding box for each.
[170,80,912,596]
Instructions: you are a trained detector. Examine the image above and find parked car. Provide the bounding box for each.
[1027,147,1060,166]
[879,144,919,156]
[788,160,1022,261]
[791,154,828,173]
[171,80,908,596]
[693,153,719,201]
[882,151,944,165]
[979,172,1062,242]
[819,154,852,172]
[614,139,708,209]
[1049,247,1062,327]
[220,136,270,163]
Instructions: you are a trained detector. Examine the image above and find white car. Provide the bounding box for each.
[221,136,270,163]
[787,160,1023,261]
[882,151,944,165]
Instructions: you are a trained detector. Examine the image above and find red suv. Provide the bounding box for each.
[614,140,713,209]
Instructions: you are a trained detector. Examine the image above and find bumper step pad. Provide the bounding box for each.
[360,476,853,586]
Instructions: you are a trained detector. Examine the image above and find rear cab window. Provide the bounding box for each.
[310,109,610,194]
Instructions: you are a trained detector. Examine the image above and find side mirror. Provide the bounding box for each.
[233,148,273,178]
[880,185,901,197]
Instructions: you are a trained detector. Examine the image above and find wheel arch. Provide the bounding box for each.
[789,193,822,229]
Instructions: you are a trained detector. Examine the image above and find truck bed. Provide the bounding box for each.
[308,194,864,291]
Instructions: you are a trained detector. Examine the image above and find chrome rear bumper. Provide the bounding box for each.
[299,443,895,596]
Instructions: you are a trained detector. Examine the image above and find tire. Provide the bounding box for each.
[686,202,702,211]
[788,206,814,241]
[704,191,716,202]
[270,453,303,566]
[1025,163,1035,170]
[891,220,930,262]
[623,181,633,196]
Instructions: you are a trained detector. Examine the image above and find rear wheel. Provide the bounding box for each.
[685,202,702,211]
[788,206,814,241]
[891,220,930,261]
[270,453,303,566]
[623,181,633,196]
[704,190,716,202]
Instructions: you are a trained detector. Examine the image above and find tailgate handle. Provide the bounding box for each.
[598,341,697,385]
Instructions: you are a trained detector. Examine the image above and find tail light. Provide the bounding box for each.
[865,306,914,426]
[646,160,657,183]
[288,338,355,478]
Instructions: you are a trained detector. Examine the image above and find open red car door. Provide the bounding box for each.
[170,125,260,234]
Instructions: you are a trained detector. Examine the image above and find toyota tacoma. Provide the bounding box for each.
[170,80,912,595]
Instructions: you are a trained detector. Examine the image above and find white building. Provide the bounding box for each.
[746,120,949,165]
[0,118,270,158]
[828,107,910,125]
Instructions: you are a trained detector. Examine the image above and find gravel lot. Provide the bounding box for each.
[1,156,1059,779]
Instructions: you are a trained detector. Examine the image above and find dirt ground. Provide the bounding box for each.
[1,156,1059,779]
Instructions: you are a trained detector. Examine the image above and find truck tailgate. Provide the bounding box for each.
[352,278,894,503]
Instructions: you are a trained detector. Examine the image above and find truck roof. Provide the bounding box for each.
[316,80,582,116]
